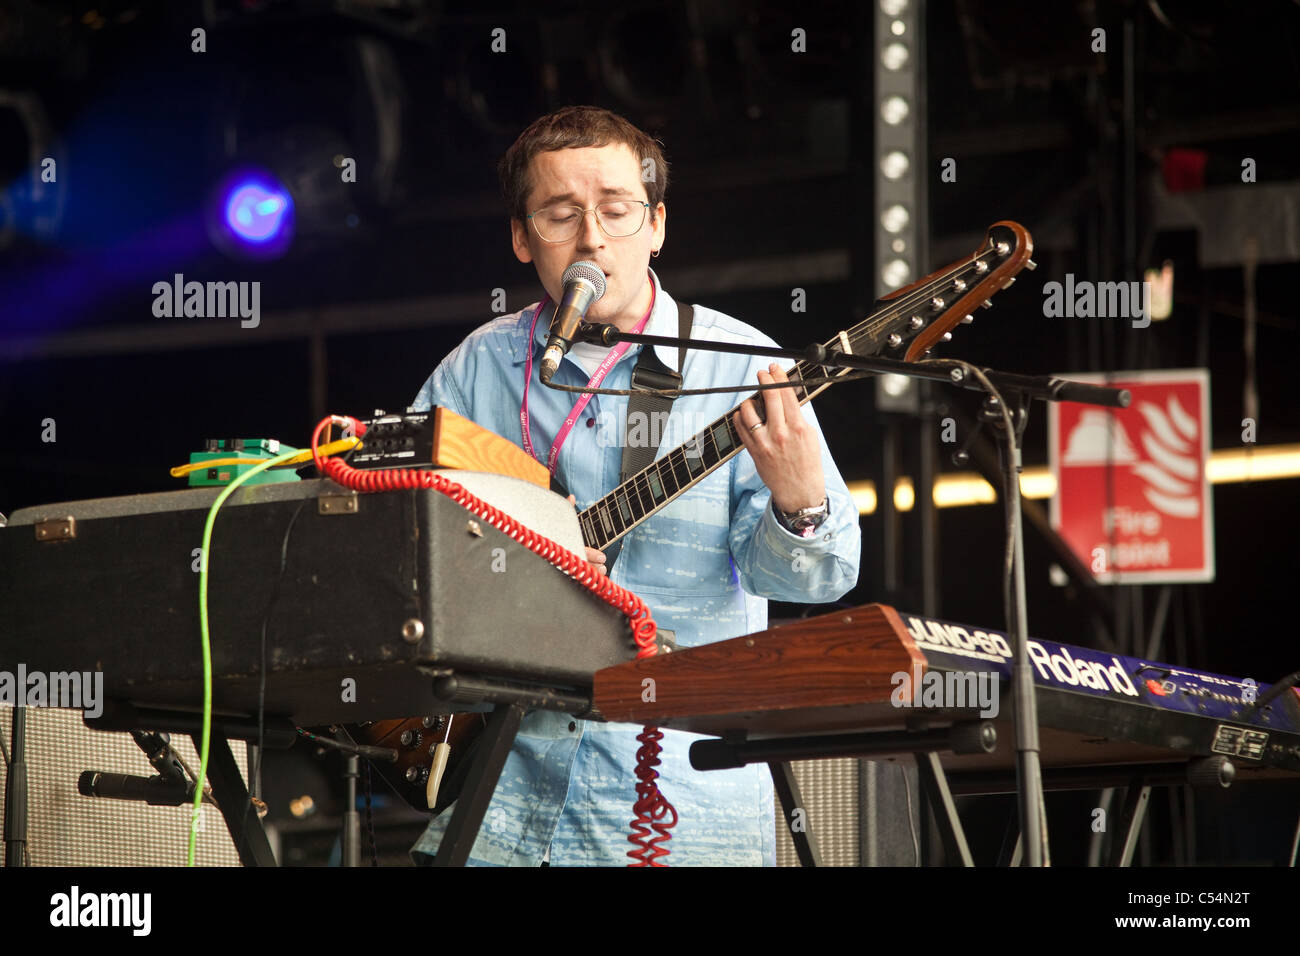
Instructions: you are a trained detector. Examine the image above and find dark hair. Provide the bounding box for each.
[498,106,669,222]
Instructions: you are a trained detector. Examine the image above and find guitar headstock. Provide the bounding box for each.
[870,220,1034,362]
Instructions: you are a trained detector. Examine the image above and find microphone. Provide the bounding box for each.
[131,729,187,783]
[78,770,196,806]
[539,261,606,383]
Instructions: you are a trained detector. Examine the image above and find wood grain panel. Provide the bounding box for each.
[594,604,925,735]
[432,406,549,488]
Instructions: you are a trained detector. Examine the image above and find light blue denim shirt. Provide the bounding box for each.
[409,269,861,865]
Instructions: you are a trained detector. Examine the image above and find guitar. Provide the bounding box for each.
[349,220,1034,812]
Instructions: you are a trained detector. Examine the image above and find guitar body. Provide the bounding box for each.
[341,221,1033,813]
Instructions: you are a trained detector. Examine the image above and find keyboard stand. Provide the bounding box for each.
[430,702,526,866]
[691,721,994,867]
[195,732,278,867]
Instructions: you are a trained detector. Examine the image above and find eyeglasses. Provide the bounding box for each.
[527,200,650,242]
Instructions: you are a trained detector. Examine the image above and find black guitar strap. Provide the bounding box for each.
[604,300,693,569]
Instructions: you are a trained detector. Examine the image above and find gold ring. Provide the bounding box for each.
[750,421,766,432]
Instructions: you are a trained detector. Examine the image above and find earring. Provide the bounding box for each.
[651,248,661,258]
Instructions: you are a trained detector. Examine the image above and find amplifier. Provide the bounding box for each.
[0,706,244,866]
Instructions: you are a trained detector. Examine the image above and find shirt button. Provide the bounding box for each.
[586,418,595,428]
[823,533,832,541]
[568,721,577,732]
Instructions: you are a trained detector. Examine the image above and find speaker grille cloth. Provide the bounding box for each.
[774,758,859,866]
[1,707,246,866]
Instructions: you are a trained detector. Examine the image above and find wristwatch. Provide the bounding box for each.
[774,497,829,538]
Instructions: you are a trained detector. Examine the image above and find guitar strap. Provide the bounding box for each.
[604,300,693,570]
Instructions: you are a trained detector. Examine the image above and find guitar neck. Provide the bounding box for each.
[577,359,831,553]
[576,220,1033,553]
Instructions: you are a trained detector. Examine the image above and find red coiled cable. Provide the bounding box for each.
[311,416,677,865]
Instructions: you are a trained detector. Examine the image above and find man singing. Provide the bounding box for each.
[410,105,860,865]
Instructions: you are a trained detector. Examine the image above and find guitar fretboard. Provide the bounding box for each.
[578,347,845,551]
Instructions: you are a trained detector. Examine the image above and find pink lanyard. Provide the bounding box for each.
[520,281,657,476]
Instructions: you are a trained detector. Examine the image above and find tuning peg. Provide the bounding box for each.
[980,299,993,309]
[941,332,953,342]
[1002,277,1016,289]
[961,314,973,324]
[1025,259,1038,271]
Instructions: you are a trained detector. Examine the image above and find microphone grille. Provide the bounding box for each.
[562,260,606,300]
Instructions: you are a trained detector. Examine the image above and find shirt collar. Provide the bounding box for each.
[512,268,678,369]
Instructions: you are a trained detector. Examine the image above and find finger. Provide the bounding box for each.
[734,402,764,452]
[585,547,605,563]
[771,364,803,427]
[567,493,577,508]
[737,398,762,430]
[758,365,787,432]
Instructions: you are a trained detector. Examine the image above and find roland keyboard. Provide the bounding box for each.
[594,604,1300,777]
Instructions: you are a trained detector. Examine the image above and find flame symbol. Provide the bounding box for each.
[1132,397,1200,517]
[1061,396,1200,518]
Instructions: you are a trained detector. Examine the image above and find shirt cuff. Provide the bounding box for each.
[764,496,837,551]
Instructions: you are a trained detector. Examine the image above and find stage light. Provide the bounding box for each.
[881,259,911,287]
[881,204,909,233]
[881,373,912,397]
[225,182,291,244]
[894,477,916,511]
[875,0,923,310]
[844,443,1300,513]
[882,42,910,70]
[880,150,910,180]
[881,95,910,125]
[206,169,295,260]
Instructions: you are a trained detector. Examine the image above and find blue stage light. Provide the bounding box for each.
[225,182,290,242]
[207,169,294,259]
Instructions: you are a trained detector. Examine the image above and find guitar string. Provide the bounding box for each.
[583,247,1009,541]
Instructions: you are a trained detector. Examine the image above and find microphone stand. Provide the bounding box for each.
[4,707,27,867]
[575,322,1129,867]
[303,729,398,867]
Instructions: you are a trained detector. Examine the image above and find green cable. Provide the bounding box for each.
[191,447,302,866]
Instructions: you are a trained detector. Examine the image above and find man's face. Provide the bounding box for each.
[510,143,666,327]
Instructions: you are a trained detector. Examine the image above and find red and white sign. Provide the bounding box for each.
[1048,368,1214,583]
